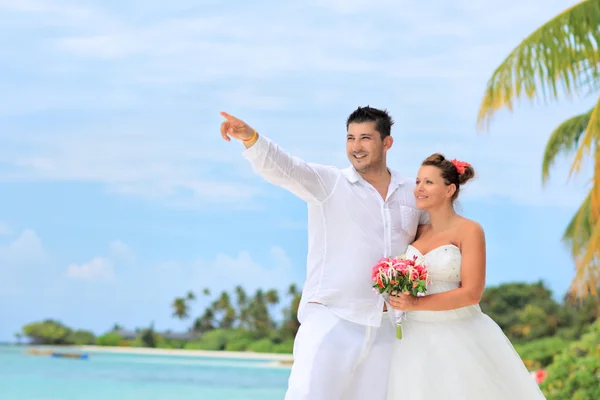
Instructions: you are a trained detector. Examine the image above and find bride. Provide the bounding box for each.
[387,154,546,399]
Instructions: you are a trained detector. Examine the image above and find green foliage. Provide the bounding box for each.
[510,304,557,340]
[541,318,600,399]
[514,336,570,370]
[140,325,158,348]
[22,320,75,345]
[26,282,597,359]
[182,283,301,343]
[159,339,187,349]
[271,339,294,354]
[66,330,96,345]
[557,290,600,340]
[184,329,232,351]
[247,338,273,353]
[181,328,287,353]
[224,338,253,351]
[480,281,562,341]
[96,332,123,347]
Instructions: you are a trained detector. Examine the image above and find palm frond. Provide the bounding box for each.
[569,229,600,298]
[477,0,600,129]
[542,109,592,183]
[563,187,600,298]
[563,189,594,254]
[594,145,600,220]
[571,95,600,174]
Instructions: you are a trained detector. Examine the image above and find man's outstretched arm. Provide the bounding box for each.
[220,111,339,203]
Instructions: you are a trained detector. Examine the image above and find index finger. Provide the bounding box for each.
[220,111,239,122]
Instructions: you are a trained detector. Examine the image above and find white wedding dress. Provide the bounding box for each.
[387,244,546,399]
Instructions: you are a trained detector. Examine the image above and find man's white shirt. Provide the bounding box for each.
[243,135,428,327]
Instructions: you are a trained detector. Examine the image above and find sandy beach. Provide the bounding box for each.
[28,344,294,364]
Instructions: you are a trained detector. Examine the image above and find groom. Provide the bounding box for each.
[220,106,427,400]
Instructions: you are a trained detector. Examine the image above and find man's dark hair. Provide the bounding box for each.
[346,106,394,139]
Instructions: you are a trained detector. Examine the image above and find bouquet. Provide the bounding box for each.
[371,254,430,339]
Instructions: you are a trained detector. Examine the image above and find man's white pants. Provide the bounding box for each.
[285,303,395,400]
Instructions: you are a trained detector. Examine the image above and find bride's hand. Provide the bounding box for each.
[389,292,419,311]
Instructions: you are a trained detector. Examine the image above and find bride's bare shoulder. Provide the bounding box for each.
[457,218,485,241]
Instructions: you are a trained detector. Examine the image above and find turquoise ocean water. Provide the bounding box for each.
[0,345,290,399]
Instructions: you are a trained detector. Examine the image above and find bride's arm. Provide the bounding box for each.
[390,221,486,311]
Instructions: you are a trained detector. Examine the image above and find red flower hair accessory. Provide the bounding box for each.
[451,159,470,174]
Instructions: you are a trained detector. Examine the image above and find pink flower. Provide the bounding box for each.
[534,369,547,385]
[410,269,420,281]
[372,258,390,281]
[451,159,470,174]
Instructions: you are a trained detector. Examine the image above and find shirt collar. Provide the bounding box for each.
[341,166,406,187]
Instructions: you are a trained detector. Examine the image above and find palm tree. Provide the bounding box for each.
[186,291,196,301]
[210,291,238,329]
[193,308,215,333]
[248,289,273,337]
[477,0,600,297]
[213,291,232,311]
[280,285,302,339]
[287,283,299,297]
[171,297,189,319]
[265,289,280,305]
[220,306,237,329]
[202,288,210,296]
[235,285,250,329]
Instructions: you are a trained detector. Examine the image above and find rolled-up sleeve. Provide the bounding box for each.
[243,135,340,203]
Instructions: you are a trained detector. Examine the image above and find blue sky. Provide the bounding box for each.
[0,0,594,341]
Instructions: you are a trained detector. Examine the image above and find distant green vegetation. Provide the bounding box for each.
[20,284,301,354]
[539,318,600,400]
[18,281,599,394]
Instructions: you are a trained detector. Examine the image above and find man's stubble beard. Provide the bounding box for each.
[356,160,385,174]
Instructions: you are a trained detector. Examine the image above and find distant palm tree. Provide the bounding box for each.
[477,0,600,298]
[265,288,281,325]
[193,308,215,333]
[186,291,196,301]
[265,289,280,306]
[202,288,211,296]
[171,297,189,319]
[280,285,302,339]
[14,332,22,345]
[287,283,299,297]
[248,289,273,337]
[220,306,237,329]
[235,285,250,328]
[215,291,231,310]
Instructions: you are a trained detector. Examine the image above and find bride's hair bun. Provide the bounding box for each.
[421,153,475,201]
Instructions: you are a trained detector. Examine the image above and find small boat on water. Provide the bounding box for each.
[51,352,89,359]
[27,348,89,360]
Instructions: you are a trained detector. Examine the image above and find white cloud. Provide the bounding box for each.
[199,246,295,293]
[1,130,263,208]
[65,257,114,280]
[108,241,136,264]
[0,229,45,265]
[151,246,297,298]
[65,240,136,281]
